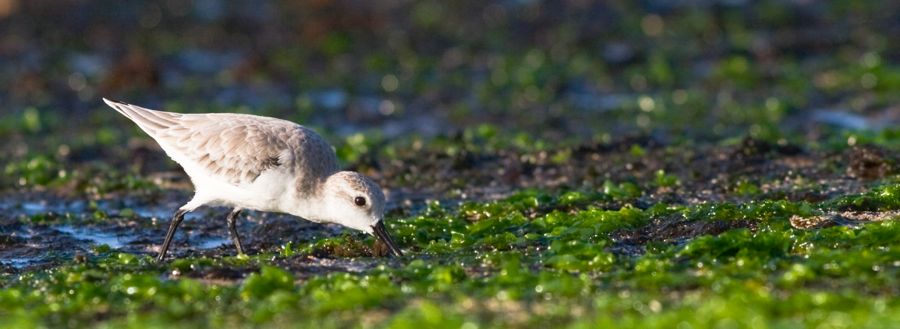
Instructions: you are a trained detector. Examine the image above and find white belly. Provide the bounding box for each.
[171,154,294,213]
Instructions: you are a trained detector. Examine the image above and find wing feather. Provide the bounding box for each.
[103,98,338,186]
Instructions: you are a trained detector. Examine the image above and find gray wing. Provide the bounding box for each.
[103,98,338,186]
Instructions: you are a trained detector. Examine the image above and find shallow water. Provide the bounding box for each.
[56,225,131,249]
[4,257,38,269]
[196,236,231,249]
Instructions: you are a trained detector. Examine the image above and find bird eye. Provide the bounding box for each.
[354,196,367,207]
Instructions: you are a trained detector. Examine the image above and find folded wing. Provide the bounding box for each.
[103,98,301,185]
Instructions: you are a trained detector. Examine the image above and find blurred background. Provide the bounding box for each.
[1,0,898,194]
[3,0,899,139]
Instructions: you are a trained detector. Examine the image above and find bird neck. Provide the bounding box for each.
[283,182,332,224]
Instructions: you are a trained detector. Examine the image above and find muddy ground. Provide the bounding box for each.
[2,136,894,279]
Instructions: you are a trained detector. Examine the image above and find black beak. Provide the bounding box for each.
[372,220,403,257]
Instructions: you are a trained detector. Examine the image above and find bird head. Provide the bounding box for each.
[319,171,403,257]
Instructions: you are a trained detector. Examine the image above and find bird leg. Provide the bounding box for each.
[157,209,188,262]
[226,208,245,255]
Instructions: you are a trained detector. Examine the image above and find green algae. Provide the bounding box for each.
[2,184,898,328]
[832,183,900,211]
[3,153,158,195]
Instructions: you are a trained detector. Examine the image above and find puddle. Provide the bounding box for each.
[197,237,230,249]
[22,202,48,214]
[3,257,40,269]
[15,200,87,216]
[56,225,131,249]
[0,194,306,272]
[812,110,883,131]
[120,202,213,221]
[134,207,174,220]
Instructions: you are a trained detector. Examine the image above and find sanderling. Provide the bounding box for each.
[102,98,403,261]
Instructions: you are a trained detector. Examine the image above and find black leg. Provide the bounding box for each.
[226,208,245,255]
[157,209,188,262]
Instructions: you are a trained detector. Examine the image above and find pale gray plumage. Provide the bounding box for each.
[104,99,338,192]
[102,98,404,260]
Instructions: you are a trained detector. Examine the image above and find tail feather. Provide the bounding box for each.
[102,98,180,134]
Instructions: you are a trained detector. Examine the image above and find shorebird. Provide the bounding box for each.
[102,98,403,261]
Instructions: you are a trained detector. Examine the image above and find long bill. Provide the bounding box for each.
[372,220,403,257]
